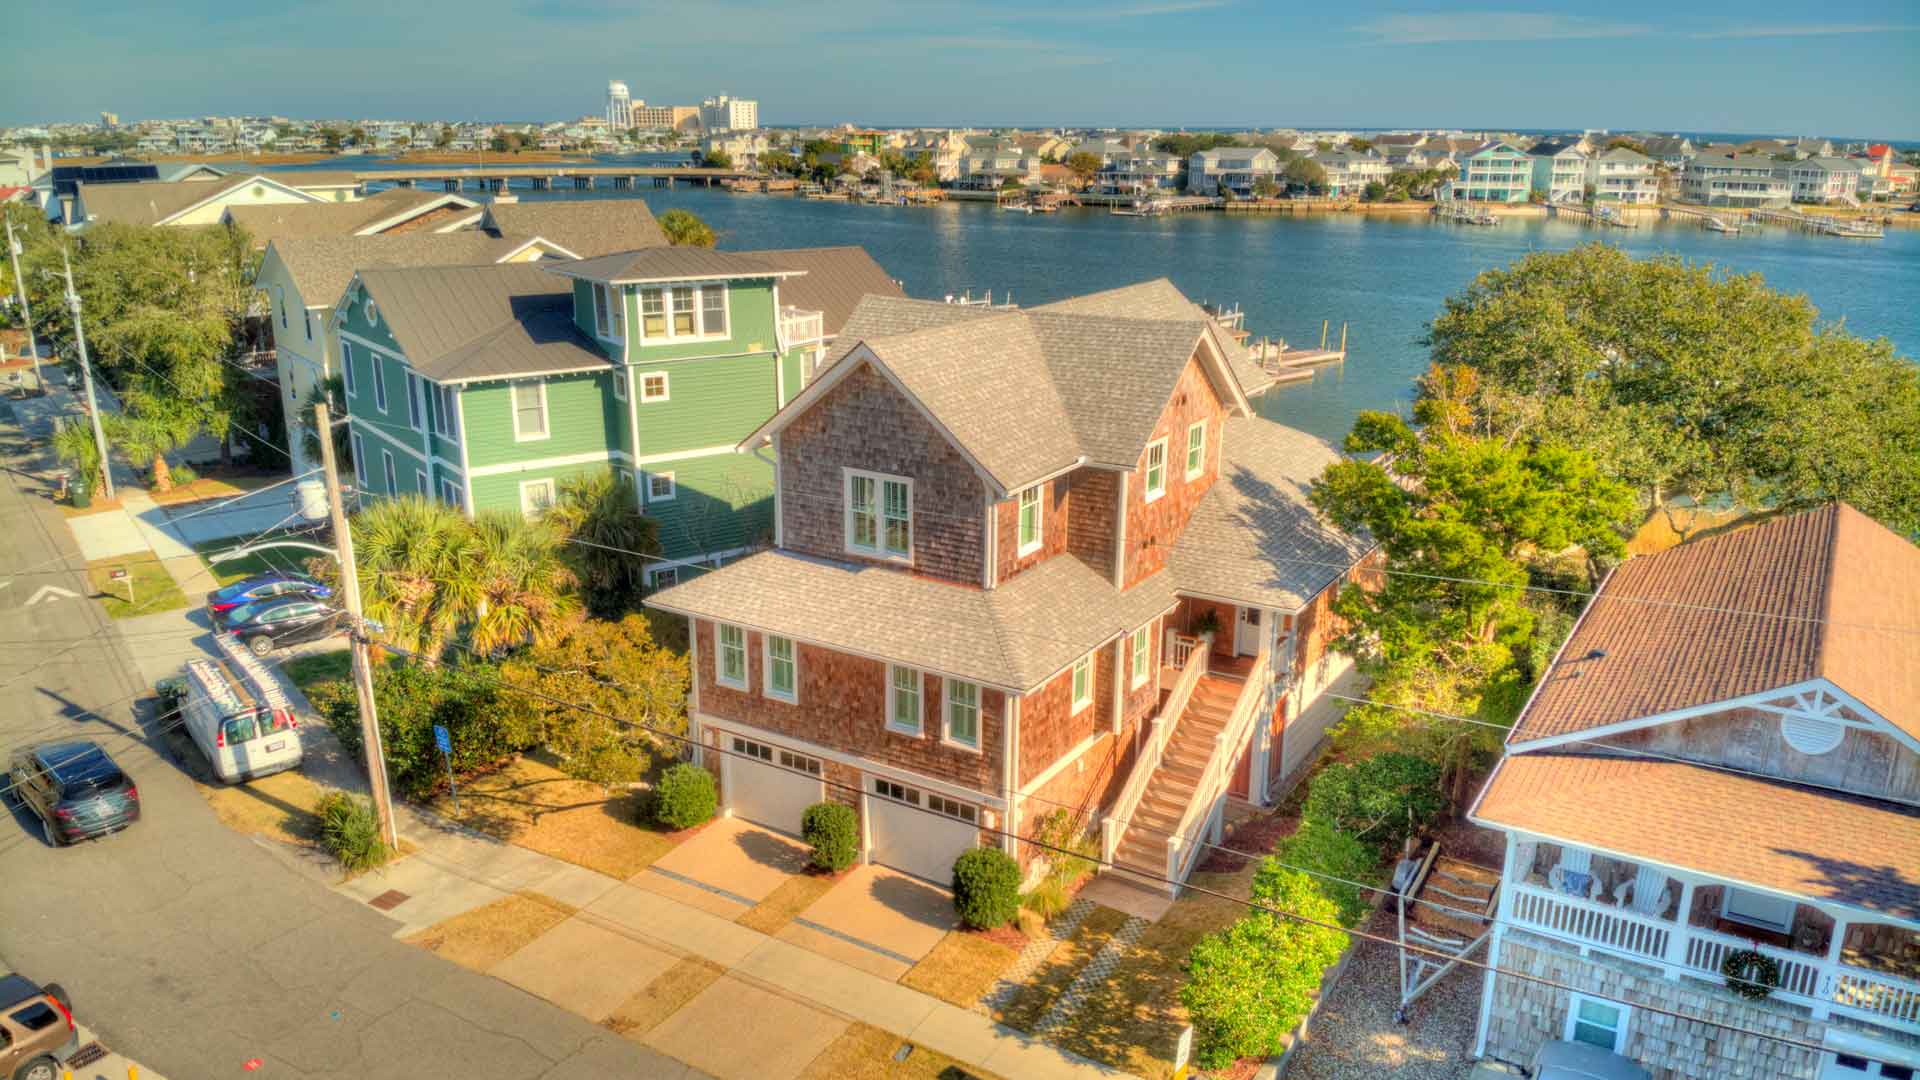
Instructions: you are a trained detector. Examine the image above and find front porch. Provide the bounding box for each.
[1504,840,1920,1033]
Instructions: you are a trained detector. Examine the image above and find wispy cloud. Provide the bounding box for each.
[994,0,1233,20]
[1351,12,1649,45]
[1690,22,1920,39]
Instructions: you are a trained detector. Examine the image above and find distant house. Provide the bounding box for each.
[1778,157,1863,205]
[223,187,482,248]
[955,146,1042,190]
[1528,140,1587,204]
[67,174,339,228]
[0,147,49,187]
[1586,147,1659,204]
[1469,503,1920,1080]
[1186,147,1281,196]
[1682,154,1791,208]
[1096,153,1184,195]
[1638,135,1695,167]
[1308,149,1390,196]
[1444,140,1534,203]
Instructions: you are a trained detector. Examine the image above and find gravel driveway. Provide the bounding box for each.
[1285,908,1481,1080]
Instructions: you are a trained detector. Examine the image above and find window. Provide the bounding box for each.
[846,469,912,561]
[304,309,313,342]
[1564,993,1629,1054]
[275,285,286,329]
[406,374,423,430]
[381,450,397,496]
[733,735,772,762]
[1017,485,1042,555]
[873,778,919,805]
[701,285,727,335]
[671,286,696,335]
[350,433,366,484]
[764,635,797,703]
[430,384,459,439]
[1722,887,1796,932]
[1130,624,1151,689]
[647,471,675,502]
[928,793,977,823]
[778,748,821,775]
[519,478,556,517]
[887,665,922,735]
[341,342,356,395]
[612,372,627,402]
[1071,654,1093,714]
[372,354,388,412]
[800,347,823,388]
[364,297,378,326]
[716,624,747,689]
[415,468,426,494]
[640,287,666,336]
[640,372,669,402]
[437,476,463,508]
[650,566,679,589]
[1186,421,1206,479]
[944,679,980,750]
[512,379,548,440]
[592,282,611,338]
[1144,438,1167,501]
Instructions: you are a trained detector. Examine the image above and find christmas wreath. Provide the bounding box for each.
[1721,946,1781,1000]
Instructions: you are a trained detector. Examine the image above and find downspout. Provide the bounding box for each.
[982,485,997,590]
[1001,694,1019,858]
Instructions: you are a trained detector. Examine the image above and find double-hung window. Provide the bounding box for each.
[1071,654,1093,714]
[716,624,748,690]
[1564,993,1630,1053]
[512,379,548,440]
[434,385,460,438]
[944,679,980,750]
[846,469,911,561]
[1017,485,1042,555]
[887,665,922,735]
[406,374,423,431]
[640,288,667,337]
[341,342,356,395]
[611,372,627,402]
[700,285,727,336]
[1143,438,1167,501]
[372,354,389,413]
[764,635,797,703]
[1186,421,1206,479]
[593,283,611,337]
[519,478,556,517]
[670,286,696,335]
[1130,625,1151,689]
[381,450,397,496]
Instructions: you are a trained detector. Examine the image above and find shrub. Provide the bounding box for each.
[315,791,388,871]
[952,847,1021,929]
[1302,752,1444,854]
[1266,819,1383,926]
[168,463,199,486]
[1182,868,1348,1068]
[653,763,716,830]
[1021,875,1070,920]
[801,801,859,872]
[310,660,539,800]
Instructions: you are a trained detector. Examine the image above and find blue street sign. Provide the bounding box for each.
[433,724,451,755]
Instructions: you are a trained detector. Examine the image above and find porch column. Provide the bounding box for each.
[1815,911,1851,1019]
[1662,876,1700,977]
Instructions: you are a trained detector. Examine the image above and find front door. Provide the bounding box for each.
[1235,607,1262,657]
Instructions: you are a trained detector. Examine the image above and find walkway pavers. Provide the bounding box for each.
[492,915,681,1022]
[646,975,848,1080]
[984,897,1095,1012]
[1034,914,1150,1033]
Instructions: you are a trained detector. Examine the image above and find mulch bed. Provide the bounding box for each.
[973,924,1030,950]
[1195,813,1300,874]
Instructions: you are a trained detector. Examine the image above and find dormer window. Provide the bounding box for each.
[592,283,623,341]
[846,468,912,562]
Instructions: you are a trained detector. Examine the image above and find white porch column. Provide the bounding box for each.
[1664,877,1697,977]
[1814,911,1850,1019]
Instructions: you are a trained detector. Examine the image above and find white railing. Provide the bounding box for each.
[1830,964,1920,1026]
[779,307,824,347]
[1508,883,1673,961]
[1164,635,1270,887]
[1166,630,1202,670]
[1684,926,1825,1001]
[1102,631,1212,862]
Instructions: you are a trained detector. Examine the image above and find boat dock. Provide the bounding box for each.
[1551,203,1638,228]
[1436,202,1499,226]
[1249,321,1348,384]
[1663,206,1744,233]
[1747,208,1885,238]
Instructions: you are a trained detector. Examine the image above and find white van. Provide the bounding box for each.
[180,632,305,783]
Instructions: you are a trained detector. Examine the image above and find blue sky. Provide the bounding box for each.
[5,1,1917,138]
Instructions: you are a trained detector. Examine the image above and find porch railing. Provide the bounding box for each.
[1508,882,1673,962]
[779,307,824,347]
[1683,926,1824,1000]
[1102,631,1212,863]
[1829,964,1920,1026]
[1166,630,1202,670]
[1164,633,1270,887]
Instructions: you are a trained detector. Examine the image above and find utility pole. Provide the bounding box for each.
[314,402,399,849]
[59,247,113,502]
[4,215,45,394]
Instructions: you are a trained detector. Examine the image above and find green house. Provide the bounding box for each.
[332,245,904,583]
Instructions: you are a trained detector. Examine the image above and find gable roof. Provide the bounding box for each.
[350,263,608,384]
[750,246,905,336]
[1510,503,1920,745]
[225,188,477,247]
[1034,278,1274,396]
[75,174,319,226]
[268,232,557,309]
[475,199,667,259]
[275,169,362,190]
[547,246,799,285]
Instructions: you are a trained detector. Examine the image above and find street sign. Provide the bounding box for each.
[433,724,458,813]
[433,724,451,754]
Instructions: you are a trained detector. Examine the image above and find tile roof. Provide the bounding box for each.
[477,199,667,259]
[551,246,796,284]
[270,233,549,310]
[647,549,1178,691]
[225,188,474,246]
[750,246,905,336]
[75,174,268,226]
[353,263,608,383]
[1474,754,1920,920]
[1511,503,1920,744]
[1169,416,1373,611]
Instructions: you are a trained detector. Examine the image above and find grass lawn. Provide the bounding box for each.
[900,930,1020,1009]
[798,1022,1005,1080]
[281,649,352,696]
[194,532,325,587]
[403,892,577,973]
[149,471,281,507]
[737,872,840,935]
[602,957,726,1039]
[86,554,187,618]
[990,905,1130,1032]
[428,755,685,879]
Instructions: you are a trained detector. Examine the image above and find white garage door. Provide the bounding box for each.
[866,778,981,886]
[724,735,824,836]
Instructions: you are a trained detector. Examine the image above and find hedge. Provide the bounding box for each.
[654,763,717,830]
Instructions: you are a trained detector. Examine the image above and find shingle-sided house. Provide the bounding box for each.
[1468,504,1920,1080]
[643,279,1375,890]
[331,245,903,580]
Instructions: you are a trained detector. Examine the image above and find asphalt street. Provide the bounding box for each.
[0,400,698,1079]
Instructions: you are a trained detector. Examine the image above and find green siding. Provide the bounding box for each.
[462,371,628,470]
[338,281,433,472]
[778,348,802,408]
[470,461,613,515]
[572,279,596,340]
[641,453,774,559]
[632,354,776,456]
[622,279,778,362]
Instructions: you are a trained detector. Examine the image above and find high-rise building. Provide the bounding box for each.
[699,96,759,133]
[606,81,633,132]
[100,111,120,129]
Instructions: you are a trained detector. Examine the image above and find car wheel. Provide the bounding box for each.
[248,634,276,658]
[15,1056,60,1080]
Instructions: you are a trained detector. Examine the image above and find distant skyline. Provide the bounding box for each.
[4,1,1917,139]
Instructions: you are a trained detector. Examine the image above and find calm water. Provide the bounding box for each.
[317,156,1918,444]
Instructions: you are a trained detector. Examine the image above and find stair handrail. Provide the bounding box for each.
[1165,635,1271,885]
[1103,630,1213,862]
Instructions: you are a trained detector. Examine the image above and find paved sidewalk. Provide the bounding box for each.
[343,808,1130,1080]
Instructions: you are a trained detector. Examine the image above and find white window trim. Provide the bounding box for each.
[372,354,388,413]
[646,471,676,502]
[592,282,624,343]
[1185,420,1206,480]
[942,678,983,753]
[1564,992,1630,1054]
[611,371,627,402]
[638,282,731,342]
[1016,485,1043,557]
[1143,437,1168,502]
[1071,654,1094,715]
[715,623,749,690]
[381,449,397,496]
[639,371,670,402]
[518,477,556,517]
[350,432,366,484]
[886,664,923,736]
[1130,624,1151,689]
[512,379,550,442]
[763,635,798,704]
[341,341,356,395]
[415,467,426,493]
[844,467,914,564]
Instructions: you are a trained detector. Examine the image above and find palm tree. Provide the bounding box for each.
[543,469,658,616]
[658,209,716,248]
[103,409,197,493]
[466,512,581,655]
[51,418,104,502]
[351,496,475,663]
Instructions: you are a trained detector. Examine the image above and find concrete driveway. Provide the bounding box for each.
[780,864,958,979]
[635,816,810,916]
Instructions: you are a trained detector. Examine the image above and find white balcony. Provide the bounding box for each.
[779,307,824,348]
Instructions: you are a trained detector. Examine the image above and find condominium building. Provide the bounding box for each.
[700,96,759,133]
[1778,157,1862,205]
[606,81,633,132]
[1681,155,1791,208]
[1585,147,1659,204]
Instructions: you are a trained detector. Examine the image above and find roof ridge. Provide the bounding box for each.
[1813,502,1844,678]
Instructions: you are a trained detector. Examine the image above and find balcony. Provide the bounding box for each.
[1504,842,1920,1031]
[779,306,824,348]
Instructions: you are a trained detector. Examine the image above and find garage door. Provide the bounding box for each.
[866,778,981,886]
[724,736,824,836]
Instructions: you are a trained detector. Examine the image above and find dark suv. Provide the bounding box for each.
[5,741,140,846]
[0,975,77,1080]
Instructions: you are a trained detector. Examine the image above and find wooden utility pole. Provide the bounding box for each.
[60,247,114,502]
[314,403,399,848]
[4,215,45,394]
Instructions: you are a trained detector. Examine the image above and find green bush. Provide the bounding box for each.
[315,791,389,871]
[1021,875,1071,920]
[310,660,539,800]
[168,463,199,485]
[801,801,859,872]
[1266,819,1383,926]
[1302,752,1444,854]
[952,847,1021,928]
[654,763,717,830]
[1182,868,1349,1068]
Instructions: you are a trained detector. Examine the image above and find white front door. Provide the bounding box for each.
[865,778,979,886]
[722,735,824,836]
[1235,606,1263,656]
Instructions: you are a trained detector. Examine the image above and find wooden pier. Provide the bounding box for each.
[358,164,757,194]
[1747,208,1886,238]
[1250,321,1348,384]
[1550,203,1637,228]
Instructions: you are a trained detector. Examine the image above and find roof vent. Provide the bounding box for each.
[1780,713,1844,756]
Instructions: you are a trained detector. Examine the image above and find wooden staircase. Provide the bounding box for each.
[1396,849,1501,1021]
[1110,674,1243,879]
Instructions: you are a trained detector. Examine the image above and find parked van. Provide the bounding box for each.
[178,632,304,783]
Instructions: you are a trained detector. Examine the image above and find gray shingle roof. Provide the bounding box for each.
[270,233,547,310]
[550,246,799,284]
[75,174,265,226]
[353,263,609,384]
[648,548,1178,691]
[750,246,905,337]
[823,297,998,366]
[1168,416,1373,611]
[226,188,476,247]
[1035,278,1274,396]
[477,199,667,259]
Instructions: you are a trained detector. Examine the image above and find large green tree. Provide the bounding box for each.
[1062,151,1103,188]
[1427,244,1920,535]
[658,209,716,248]
[500,615,689,789]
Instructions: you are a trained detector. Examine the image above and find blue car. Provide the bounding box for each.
[206,572,331,620]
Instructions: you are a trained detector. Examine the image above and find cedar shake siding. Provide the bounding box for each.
[692,618,1005,794]
[1018,649,1117,788]
[778,362,986,584]
[1123,357,1225,589]
[1063,469,1119,574]
[995,477,1071,584]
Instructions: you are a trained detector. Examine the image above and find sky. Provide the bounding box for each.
[5,1,1918,138]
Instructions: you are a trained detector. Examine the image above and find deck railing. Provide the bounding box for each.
[1683,926,1824,1000]
[780,307,824,347]
[1165,630,1203,670]
[1507,883,1673,961]
[1164,634,1270,887]
[1102,631,1212,863]
[1829,964,1920,1026]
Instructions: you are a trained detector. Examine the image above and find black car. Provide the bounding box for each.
[206,570,331,620]
[6,741,139,847]
[214,595,343,656]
